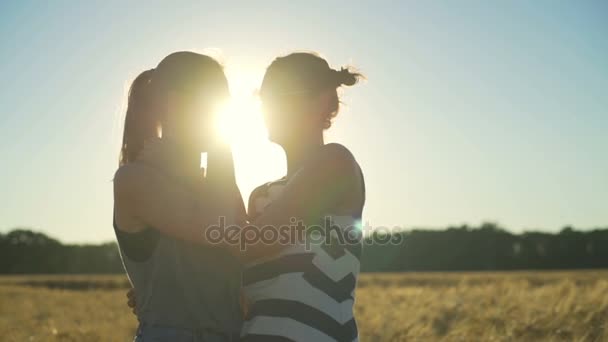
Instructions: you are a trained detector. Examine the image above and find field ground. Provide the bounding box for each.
[1,271,607,341]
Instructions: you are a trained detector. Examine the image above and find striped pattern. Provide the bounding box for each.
[241,178,363,342]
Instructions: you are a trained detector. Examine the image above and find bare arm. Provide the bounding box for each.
[113,147,243,255]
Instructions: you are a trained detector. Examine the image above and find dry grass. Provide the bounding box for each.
[356,271,608,341]
[1,271,607,341]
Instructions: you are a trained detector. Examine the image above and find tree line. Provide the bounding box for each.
[361,223,608,272]
[1,223,607,274]
[0,229,123,274]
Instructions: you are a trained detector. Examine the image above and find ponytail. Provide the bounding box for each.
[119,69,157,166]
[332,67,361,87]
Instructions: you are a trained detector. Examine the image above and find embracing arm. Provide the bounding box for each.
[113,163,242,255]
[245,144,363,259]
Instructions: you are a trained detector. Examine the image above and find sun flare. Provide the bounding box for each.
[215,94,264,145]
[211,64,286,199]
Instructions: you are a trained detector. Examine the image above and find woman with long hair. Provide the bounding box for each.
[113,51,245,341]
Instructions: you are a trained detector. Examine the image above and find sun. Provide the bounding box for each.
[211,64,286,200]
[214,64,266,145]
[215,93,264,145]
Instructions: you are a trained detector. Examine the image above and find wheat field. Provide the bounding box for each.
[1,271,607,341]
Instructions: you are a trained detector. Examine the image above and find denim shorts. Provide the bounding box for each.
[134,323,239,342]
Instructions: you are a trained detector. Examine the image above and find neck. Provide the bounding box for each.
[282,133,324,177]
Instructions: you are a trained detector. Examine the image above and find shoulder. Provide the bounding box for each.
[247,179,281,206]
[247,176,291,213]
[113,162,161,198]
[320,143,356,162]
[313,144,364,196]
[248,183,269,201]
[318,144,365,208]
[114,163,145,190]
[248,175,291,201]
[114,163,140,184]
[313,143,361,177]
[247,182,273,219]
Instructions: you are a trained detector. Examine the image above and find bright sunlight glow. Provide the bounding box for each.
[212,64,286,200]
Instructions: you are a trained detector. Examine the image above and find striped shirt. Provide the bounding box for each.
[241,155,365,342]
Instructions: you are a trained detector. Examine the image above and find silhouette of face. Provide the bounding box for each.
[260,71,325,146]
[154,53,229,153]
[164,89,224,152]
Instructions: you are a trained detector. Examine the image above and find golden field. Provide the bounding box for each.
[0,271,607,341]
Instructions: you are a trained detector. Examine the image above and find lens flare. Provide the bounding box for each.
[209,64,287,201]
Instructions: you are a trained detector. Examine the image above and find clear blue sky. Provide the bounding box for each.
[0,1,606,243]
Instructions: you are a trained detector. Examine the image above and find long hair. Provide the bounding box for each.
[119,69,156,166]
